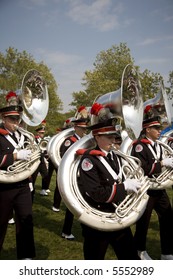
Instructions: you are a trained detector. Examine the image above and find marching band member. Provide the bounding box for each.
[167,132,173,149]
[131,107,173,260]
[78,103,141,260]
[60,106,89,240]
[32,121,49,198]
[51,126,71,213]
[0,92,35,259]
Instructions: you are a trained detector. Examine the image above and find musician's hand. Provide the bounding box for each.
[16,149,32,161]
[162,157,173,168]
[124,178,141,194]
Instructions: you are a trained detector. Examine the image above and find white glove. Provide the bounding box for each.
[124,178,141,194]
[16,149,32,161]
[162,157,173,168]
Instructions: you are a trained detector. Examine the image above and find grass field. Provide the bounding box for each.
[0,172,173,260]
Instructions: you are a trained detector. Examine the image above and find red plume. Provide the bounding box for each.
[6,91,17,101]
[91,103,104,116]
[78,105,86,112]
[144,105,152,114]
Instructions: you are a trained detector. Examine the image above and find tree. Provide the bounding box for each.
[70,42,170,108]
[168,71,173,90]
[0,47,63,134]
[70,43,134,108]
[139,69,164,101]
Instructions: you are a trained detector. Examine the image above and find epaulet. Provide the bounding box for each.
[89,150,106,156]
[0,128,9,135]
[76,149,87,155]
[141,139,151,144]
[132,138,151,146]
[76,149,105,156]
[70,136,77,143]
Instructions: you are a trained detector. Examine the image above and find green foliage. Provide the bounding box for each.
[139,69,165,101]
[1,44,172,132]
[70,43,134,107]
[0,47,63,135]
[168,71,173,90]
[70,42,172,108]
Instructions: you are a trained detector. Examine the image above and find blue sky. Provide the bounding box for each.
[0,0,173,112]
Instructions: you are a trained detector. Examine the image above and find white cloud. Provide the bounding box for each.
[164,15,173,22]
[34,48,88,111]
[35,48,83,65]
[66,0,124,31]
[138,35,173,46]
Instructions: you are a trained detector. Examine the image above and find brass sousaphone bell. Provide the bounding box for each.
[20,69,49,126]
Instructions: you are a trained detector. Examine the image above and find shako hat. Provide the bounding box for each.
[142,116,162,129]
[142,105,162,129]
[89,102,121,136]
[0,91,23,116]
[72,106,89,128]
[35,120,46,133]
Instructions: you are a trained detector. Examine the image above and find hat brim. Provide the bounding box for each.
[92,126,120,136]
[72,118,89,128]
[75,123,88,128]
[0,105,23,116]
[35,128,45,132]
[143,122,162,129]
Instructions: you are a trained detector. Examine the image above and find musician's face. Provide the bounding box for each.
[75,126,87,138]
[146,125,161,141]
[3,115,21,132]
[38,131,45,138]
[96,134,118,152]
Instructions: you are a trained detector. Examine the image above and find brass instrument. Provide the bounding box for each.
[0,126,41,183]
[0,69,49,183]
[111,145,150,219]
[121,81,173,190]
[21,69,49,126]
[39,136,51,152]
[48,108,91,168]
[48,127,75,168]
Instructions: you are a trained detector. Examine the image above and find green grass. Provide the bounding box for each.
[0,172,173,260]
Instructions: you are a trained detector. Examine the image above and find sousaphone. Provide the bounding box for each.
[121,80,173,189]
[0,69,49,183]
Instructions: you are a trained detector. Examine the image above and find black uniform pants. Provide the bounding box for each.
[44,160,62,208]
[81,224,139,260]
[32,154,48,187]
[0,186,35,259]
[62,208,74,235]
[134,189,173,254]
